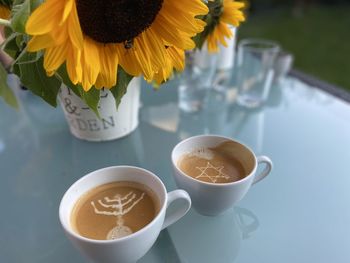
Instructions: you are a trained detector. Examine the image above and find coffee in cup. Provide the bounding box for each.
[71,181,160,240]
[177,142,247,184]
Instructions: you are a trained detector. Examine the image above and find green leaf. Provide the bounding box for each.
[0,63,18,108]
[110,68,133,109]
[12,63,20,76]
[18,56,60,107]
[56,64,100,117]
[3,32,20,58]
[15,48,41,65]
[78,86,100,117]
[15,34,24,48]
[11,0,30,33]
[193,0,224,50]
[4,23,13,36]
[56,64,80,97]
[12,0,25,5]
[30,0,43,10]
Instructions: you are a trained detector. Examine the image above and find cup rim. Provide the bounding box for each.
[59,165,167,244]
[238,38,280,53]
[171,135,257,187]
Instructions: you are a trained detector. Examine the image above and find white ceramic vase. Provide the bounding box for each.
[59,77,141,141]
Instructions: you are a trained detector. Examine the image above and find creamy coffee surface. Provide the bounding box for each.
[71,182,158,240]
[178,143,246,183]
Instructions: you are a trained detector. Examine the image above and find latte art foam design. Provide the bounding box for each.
[178,142,247,184]
[188,149,231,184]
[91,191,145,240]
[196,162,231,183]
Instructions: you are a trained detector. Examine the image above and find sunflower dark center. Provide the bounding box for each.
[76,0,164,44]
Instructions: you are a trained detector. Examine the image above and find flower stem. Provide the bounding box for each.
[0,18,11,28]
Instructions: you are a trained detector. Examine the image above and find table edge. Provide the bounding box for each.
[289,69,350,103]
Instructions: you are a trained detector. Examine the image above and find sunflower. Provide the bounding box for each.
[206,0,245,52]
[25,0,208,91]
[0,5,10,20]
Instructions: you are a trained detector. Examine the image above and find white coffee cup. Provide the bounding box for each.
[171,135,272,216]
[59,166,191,263]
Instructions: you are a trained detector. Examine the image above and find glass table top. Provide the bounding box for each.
[1,75,350,263]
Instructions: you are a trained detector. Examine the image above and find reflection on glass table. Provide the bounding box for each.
[168,207,259,263]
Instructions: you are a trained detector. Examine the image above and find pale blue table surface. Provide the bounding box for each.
[1,75,350,263]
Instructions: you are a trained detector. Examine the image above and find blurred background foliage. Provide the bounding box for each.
[239,0,350,91]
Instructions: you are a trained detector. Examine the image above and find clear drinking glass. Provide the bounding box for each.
[178,50,218,112]
[236,39,280,108]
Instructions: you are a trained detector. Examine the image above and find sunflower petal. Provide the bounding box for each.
[117,45,142,77]
[224,0,245,9]
[158,7,204,36]
[61,0,73,23]
[27,34,57,52]
[68,1,83,49]
[26,0,63,35]
[152,17,186,49]
[134,36,153,80]
[142,28,167,70]
[96,44,118,89]
[167,46,185,71]
[207,32,219,52]
[171,0,208,15]
[81,38,100,91]
[0,6,10,19]
[66,47,82,85]
[44,44,68,72]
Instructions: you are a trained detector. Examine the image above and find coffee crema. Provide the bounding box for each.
[178,142,247,184]
[71,181,159,240]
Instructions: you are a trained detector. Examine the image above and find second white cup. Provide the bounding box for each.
[172,135,273,216]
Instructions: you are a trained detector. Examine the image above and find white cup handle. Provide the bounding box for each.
[161,190,191,230]
[253,156,273,185]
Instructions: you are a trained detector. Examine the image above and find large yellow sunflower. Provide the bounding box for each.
[207,0,245,52]
[26,0,208,91]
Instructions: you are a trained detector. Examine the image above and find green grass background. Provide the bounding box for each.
[238,5,350,91]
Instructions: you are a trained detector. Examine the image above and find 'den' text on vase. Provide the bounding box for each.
[66,116,115,132]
